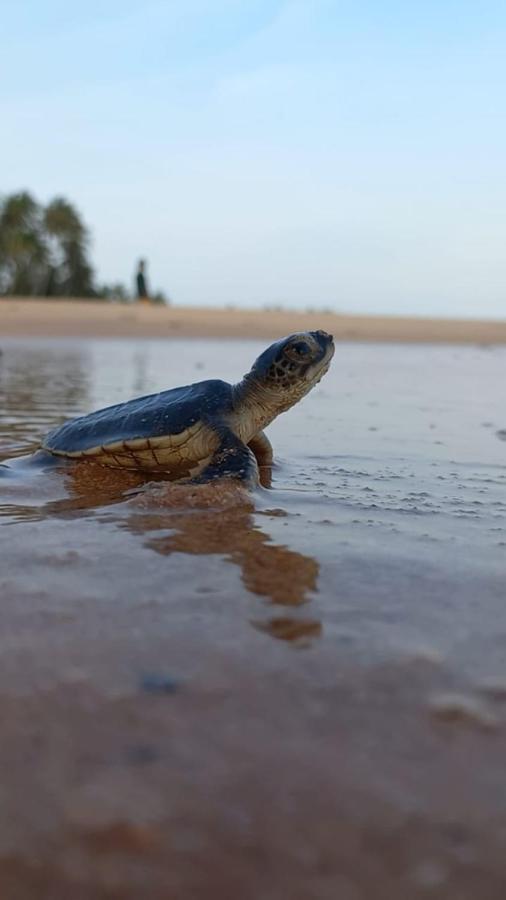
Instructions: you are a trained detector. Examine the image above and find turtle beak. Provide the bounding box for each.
[301,330,334,385]
[312,330,334,361]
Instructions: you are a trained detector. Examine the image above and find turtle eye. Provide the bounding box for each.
[289,341,311,357]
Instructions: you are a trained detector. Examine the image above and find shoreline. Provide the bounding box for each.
[1,298,506,343]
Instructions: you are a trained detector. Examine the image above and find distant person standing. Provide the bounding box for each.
[136,259,149,303]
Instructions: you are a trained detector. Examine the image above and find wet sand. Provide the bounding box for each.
[0,337,506,899]
[1,297,506,343]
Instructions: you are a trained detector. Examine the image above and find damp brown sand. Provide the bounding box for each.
[2,297,506,343]
[0,339,506,898]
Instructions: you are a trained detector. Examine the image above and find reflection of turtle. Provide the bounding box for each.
[42,331,334,486]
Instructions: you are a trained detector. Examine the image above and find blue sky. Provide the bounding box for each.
[2,0,506,317]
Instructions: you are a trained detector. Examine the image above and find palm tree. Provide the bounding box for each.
[0,192,48,295]
[43,197,95,296]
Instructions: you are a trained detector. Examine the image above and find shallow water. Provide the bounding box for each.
[1,338,504,662]
[0,337,506,898]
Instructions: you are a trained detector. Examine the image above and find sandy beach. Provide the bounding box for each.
[1,335,505,898]
[1,297,506,342]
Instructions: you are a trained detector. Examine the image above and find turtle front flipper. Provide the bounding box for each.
[192,429,259,487]
[248,431,273,488]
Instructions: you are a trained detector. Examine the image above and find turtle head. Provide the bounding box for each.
[242,330,334,418]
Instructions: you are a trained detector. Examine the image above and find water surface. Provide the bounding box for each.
[0,337,505,899]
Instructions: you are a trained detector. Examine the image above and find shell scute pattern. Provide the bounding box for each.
[42,380,232,457]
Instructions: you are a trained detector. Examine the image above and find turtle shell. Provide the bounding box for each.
[42,379,233,456]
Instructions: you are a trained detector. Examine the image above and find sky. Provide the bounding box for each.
[1,0,506,318]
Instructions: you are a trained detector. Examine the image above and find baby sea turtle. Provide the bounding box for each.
[42,331,334,486]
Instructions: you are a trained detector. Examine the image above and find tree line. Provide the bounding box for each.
[0,191,164,302]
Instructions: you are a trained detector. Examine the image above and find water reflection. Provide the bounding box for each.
[0,460,322,643]
[126,482,321,643]
[251,617,322,642]
[0,342,90,460]
[132,350,150,396]
[0,457,151,523]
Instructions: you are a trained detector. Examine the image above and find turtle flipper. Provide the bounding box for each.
[193,431,259,487]
[248,431,273,488]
